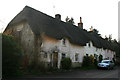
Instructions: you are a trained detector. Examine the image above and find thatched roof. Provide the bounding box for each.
[7,6,90,46]
[5,6,115,51]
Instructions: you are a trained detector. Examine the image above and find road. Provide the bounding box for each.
[28,67,119,78]
[2,67,119,80]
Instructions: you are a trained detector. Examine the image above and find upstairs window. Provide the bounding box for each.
[62,38,66,45]
[88,42,90,47]
[96,48,98,51]
[43,52,47,58]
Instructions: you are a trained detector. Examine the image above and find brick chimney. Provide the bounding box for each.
[55,14,61,21]
[78,17,83,29]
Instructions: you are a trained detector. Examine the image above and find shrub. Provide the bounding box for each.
[94,59,98,66]
[82,55,91,67]
[82,54,95,67]
[2,34,23,78]
[99,54,103,62]
[90,55,94,64]
[61,57,72,70]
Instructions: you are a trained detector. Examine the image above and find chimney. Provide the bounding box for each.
[78,17,83,29]
[55,14,61,21]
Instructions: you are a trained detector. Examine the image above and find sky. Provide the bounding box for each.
[0,0,119,40]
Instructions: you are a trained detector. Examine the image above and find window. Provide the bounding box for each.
[62,38,66,45]
[75,53,79,61]
[86,54,88,56]
[88,42,90,47]
[96,48,98,51]
[43,52,47,58]
[62,53,66,59]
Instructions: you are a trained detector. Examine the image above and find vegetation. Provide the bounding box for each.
[82,54,93,67]
[91,28,120,65]
[98,54,103,62]
[61,57,72,70]
[65,16,75,24]
[82,54,98,69]
[2,34,23,78]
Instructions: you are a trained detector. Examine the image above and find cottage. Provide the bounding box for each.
[4,6,115,69]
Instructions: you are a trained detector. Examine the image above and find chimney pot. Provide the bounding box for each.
[80,17,82,23]
[78,17,83,29]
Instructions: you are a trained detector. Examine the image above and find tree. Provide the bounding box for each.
[65,16,69,22]
[93,29,99,34]
[98,54,103,62]
[2,34,23,78]
[65,16,75,24]
[89,27,101,37]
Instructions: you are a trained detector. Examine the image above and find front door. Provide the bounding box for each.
[53,52,58,68]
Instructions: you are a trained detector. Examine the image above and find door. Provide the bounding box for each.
[53,52,58,68]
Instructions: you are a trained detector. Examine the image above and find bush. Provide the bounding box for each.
[90,55,94,64]
[82,56,90,67]
[27,61,48,75]
[61,57,72,70]
[94,59,98,66]
[99,54,103,62]
[82,55,94,67]
[2,34,23,78]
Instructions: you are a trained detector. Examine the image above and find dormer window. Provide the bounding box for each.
[44,52,47,58]
[96,48,98,51]
[62,38,66,45]
[88,42,90,47]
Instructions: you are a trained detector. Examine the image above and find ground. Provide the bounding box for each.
[2,66,119,80]
[26,66,119,78]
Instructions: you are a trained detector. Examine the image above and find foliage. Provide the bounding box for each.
[94,59,98,66]
[93,29,99,34]
[113,40,120,65]
[82,55,93,67]
[2,34,23,78]
[61,57,72,70]
[65,16,75,24]
[90,55,94,64]
[98,54,103,62]
[90,28,101,37]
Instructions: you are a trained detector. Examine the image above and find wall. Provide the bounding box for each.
[41,34,115,68]
[41,34,85,68]
[5,23,115,69]
[5,22,35,65]
[85,41,114,61]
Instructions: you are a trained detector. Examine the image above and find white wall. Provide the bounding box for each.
[85,41,115,61]
[41,35,85,68]
[41,34,115,68]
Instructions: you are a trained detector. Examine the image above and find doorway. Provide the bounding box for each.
[53,52,58,68]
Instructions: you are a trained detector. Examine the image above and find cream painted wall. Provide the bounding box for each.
[85,41,114,61]
[41,35,85,68]
[41,35,115,68]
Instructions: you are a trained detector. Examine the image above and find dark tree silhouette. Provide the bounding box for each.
[65,16,75,24]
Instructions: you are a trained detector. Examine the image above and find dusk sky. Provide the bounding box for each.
[0,0,119,40]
